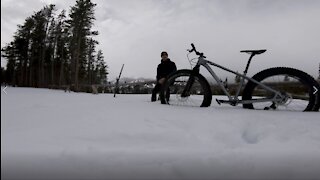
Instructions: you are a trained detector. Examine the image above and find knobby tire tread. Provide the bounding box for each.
[160,69,212,107]
[242,67,319,111]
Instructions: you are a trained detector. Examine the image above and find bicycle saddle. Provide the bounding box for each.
[240,49,266,55]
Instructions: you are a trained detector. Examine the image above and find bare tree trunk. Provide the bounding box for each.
[40,18,51,88]
[59,45,64,87]
[87,54,92,85]
[38,46,42,87]
[29,62,33,87]
[23,38,30,86]
[19,59,23,86]
[23,56,28,86]
[12,59,17,86]
[75,56,79,91]
[41,48,45,87]
[74,36,81,92]
[51,37,57,86]
[29,49,34,87]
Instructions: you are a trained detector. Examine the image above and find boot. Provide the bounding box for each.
[151,93,157,102]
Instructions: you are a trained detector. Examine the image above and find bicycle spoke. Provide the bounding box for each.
[250,74,311,111]
[161,70,211,107]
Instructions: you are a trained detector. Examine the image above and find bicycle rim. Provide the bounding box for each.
[250,74,313,111]
[163,73,209,107]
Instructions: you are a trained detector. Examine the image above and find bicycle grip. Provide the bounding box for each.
[191,43,195,50]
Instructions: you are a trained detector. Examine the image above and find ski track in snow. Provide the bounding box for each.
[1,87,320,180]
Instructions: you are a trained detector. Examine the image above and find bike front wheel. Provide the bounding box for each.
[242,67,320,112]
[160,70,212,107]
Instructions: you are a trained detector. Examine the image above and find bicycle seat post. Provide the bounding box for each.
[240,50,266,75]
[244,54,255,75]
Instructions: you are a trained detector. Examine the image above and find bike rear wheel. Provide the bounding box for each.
[242,67,320,112]
[160,70,212,107]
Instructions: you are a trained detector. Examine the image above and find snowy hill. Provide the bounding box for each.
[1,87,320,180]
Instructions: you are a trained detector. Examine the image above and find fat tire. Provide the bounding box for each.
[242,67,319,111]
[160,69,212,107]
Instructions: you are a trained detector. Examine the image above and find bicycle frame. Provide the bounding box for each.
[194,56,284,105]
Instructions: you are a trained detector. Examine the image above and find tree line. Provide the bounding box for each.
[1,0,108,92]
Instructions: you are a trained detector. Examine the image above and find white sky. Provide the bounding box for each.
[1,0,320,80]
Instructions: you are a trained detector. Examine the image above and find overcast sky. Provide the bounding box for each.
[1,0,320,80]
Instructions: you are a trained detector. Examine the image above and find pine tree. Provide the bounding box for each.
[54,10,70,87]
[29,5,56,87]
[86,37,98,85]
[68,0,97,91]
[0,67,5,85]
[17,17,34,86]
[47,17,57,86]
[95,50,108,84]
[2,1,107,91]
[1,42,16,86]
[1,17,35,87]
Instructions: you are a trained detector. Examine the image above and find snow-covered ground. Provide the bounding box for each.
[1,87,320,180]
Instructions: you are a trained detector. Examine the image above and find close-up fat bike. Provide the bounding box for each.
[160,43,320,112]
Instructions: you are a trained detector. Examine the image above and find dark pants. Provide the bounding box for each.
[151,83,162,101]
[151,83,170,102]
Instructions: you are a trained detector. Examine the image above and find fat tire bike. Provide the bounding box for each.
[160,43,320,112]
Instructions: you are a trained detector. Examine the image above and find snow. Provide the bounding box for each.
[1,87,320,180]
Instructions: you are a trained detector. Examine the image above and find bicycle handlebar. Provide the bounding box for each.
[188,43,206,58]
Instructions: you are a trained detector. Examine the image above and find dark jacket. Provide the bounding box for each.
[156,59,177,81]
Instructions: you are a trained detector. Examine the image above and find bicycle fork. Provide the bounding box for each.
[181,65,200,97]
